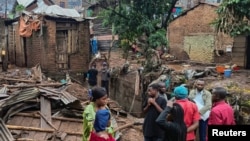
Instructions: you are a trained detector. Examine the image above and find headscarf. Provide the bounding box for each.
[174,85,188,99]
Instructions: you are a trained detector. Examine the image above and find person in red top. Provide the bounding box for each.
[174,85,200,141]
[208,87,235,125]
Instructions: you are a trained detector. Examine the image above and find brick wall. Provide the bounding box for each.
[26,31,46,68]
[168,3,233,63]
[44,19,57,71]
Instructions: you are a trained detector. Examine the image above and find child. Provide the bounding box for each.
[143,83,167,141]
[89,108,115,141]
[82,87,114,141]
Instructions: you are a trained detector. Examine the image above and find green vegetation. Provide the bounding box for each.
[98,0,177,71]
[213,0,250,37]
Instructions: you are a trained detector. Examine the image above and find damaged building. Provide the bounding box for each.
[4,0,91,82]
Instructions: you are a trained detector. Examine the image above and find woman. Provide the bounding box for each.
[82,87,114,141]
[156,102,187,141]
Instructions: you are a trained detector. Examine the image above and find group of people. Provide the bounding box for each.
[83,62,113,141]
[86,62,110,97]
[82,76,235,141]
[143,79,235,141]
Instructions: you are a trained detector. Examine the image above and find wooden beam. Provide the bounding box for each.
[15,113,83,122]
[6,125,82,136]
[6,125,54,132]
[5,83,63,88]
[114,122,135,132]
[0,77,36,83]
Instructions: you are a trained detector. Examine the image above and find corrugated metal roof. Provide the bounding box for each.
[0,118,14,141]
[33,1,81,18]
[0,86,9,98]
[0,88,40,108]
[39,87,79,105]
[17,0,35,7]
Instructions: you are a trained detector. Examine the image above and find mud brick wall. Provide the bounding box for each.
[110,71,143,117]
[25,29,46,68]
[43,19,57,71]
[168,3,233,63]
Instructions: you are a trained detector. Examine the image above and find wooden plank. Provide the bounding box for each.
[58,121,69,132]
[232,47,246,52]
[6,125,54,132]
[39,112,57,130]
[64,135,77,141]
[32,132,48,141]
[68,30,72,53]
[52,119,61,130]
[67,121,80,133]
[20,117,33,127]
[40,96,52,129]
[30,118,40,128]
[232,58,245,62]
[234,36,246,42]
[72,29,76,53]
[7,115,24,125]
[233,42,246,48]
[232,52,246,57]
[76,136,82,141]
[27,131,37,140]
[15,112,83,122]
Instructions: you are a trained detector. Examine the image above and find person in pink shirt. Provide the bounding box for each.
[208,87,235,125]
[174,85,200,141]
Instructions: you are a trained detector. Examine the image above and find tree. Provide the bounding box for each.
[98,0,177,72]
[213,0,250,37]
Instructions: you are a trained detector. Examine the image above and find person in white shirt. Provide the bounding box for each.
[188,79,212,141]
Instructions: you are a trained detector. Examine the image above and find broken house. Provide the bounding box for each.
[4,0,91,82]
[168,2,250,69]
[0,63,85,140]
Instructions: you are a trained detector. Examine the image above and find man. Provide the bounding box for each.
[143,83,166,141]
[208,87,235,125]
[86,64,98,88]
[101,62,110,96]
[188,79,212,141]
[158,82,169,101]
[174,85,200,141]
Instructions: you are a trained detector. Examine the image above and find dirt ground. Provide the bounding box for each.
[100,49,250,140]
[1,49,250,141]
[54,50,250,140]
